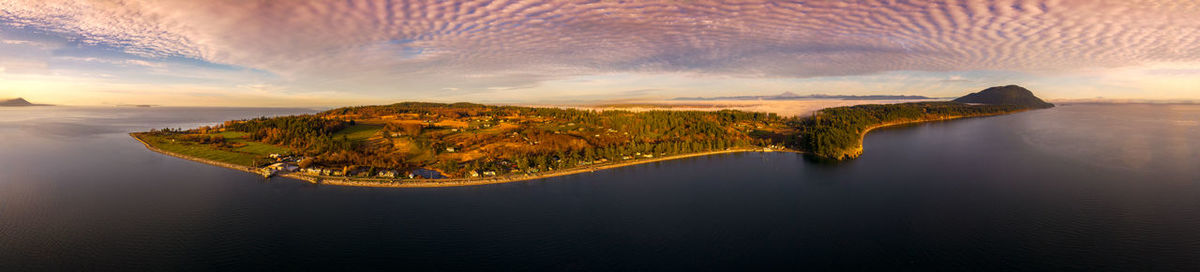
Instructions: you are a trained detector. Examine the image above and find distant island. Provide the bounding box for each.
[673,92,932,101]
[0,98,53,107]
[953,85,1054,108]
[132,85,1050,187]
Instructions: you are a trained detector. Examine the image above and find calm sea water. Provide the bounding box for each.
[1,104,1198,270]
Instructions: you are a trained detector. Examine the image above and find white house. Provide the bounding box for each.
[266,163,298,172]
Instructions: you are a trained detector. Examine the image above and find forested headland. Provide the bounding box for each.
[796,102,1026,159]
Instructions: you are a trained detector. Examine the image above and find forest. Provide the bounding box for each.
[796,102,1026,159]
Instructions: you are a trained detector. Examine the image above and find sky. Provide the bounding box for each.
[1,0,1198,107]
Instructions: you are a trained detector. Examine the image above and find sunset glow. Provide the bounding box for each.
[2,0,1198,106]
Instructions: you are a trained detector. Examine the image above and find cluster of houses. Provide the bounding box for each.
[259,153,303,177]
[268,165,454,180]
[290,167,447,179]
[259,153,463,180]
[260,161,496,181]
[258,146,714,180]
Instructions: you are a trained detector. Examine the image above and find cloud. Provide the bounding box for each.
[941,75,971,82]
[1,0,1199,103]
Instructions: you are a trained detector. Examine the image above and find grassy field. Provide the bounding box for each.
[138,134,261,166]
[233,141,292,156]
[213,131,293,155]
[332,124,382,141]
[137,131,295,167]
[215,131,248,138]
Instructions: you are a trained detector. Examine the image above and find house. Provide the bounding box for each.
[445,147,456,152]
[266,163,298,172]
[411,168,446,179]
[378,170,397,178]
[468,170,479,177]
[482,171,497,176]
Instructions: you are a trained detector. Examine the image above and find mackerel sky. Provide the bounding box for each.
[1,0,1198,106]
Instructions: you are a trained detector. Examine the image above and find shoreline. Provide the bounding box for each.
[840,110,1027,158]
[130,111,1019,188]
[131,133,263,174]
[288,148,796,188]
[132,133,796,188]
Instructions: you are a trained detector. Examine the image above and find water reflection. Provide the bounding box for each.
[2,105,1199,270]
[1020,104,1200,174]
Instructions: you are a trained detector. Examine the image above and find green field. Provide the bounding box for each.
[331,124,382,141]
[136,132,294,166]
[215,131,249,138]
[214,131,292,155]
[233,141,292,156]
[138,134,261,166]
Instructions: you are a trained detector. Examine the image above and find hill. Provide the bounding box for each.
[0,98,51,107]
[952,85,1054,108]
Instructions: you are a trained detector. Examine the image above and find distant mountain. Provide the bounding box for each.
[116,104,157,108]
[673,92,931,101]
[1,98,52,107]
[952,85,1054,108]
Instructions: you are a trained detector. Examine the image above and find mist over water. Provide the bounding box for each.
[1,105,1198,270]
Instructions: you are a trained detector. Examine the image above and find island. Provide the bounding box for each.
[131,85,1051,187]
[953,85,1055,108]
[0,98,53,107]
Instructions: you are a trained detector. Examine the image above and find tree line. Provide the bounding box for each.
[795,102,1026,159]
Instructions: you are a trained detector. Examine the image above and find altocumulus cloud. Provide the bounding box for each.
[1,0,1199,103]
